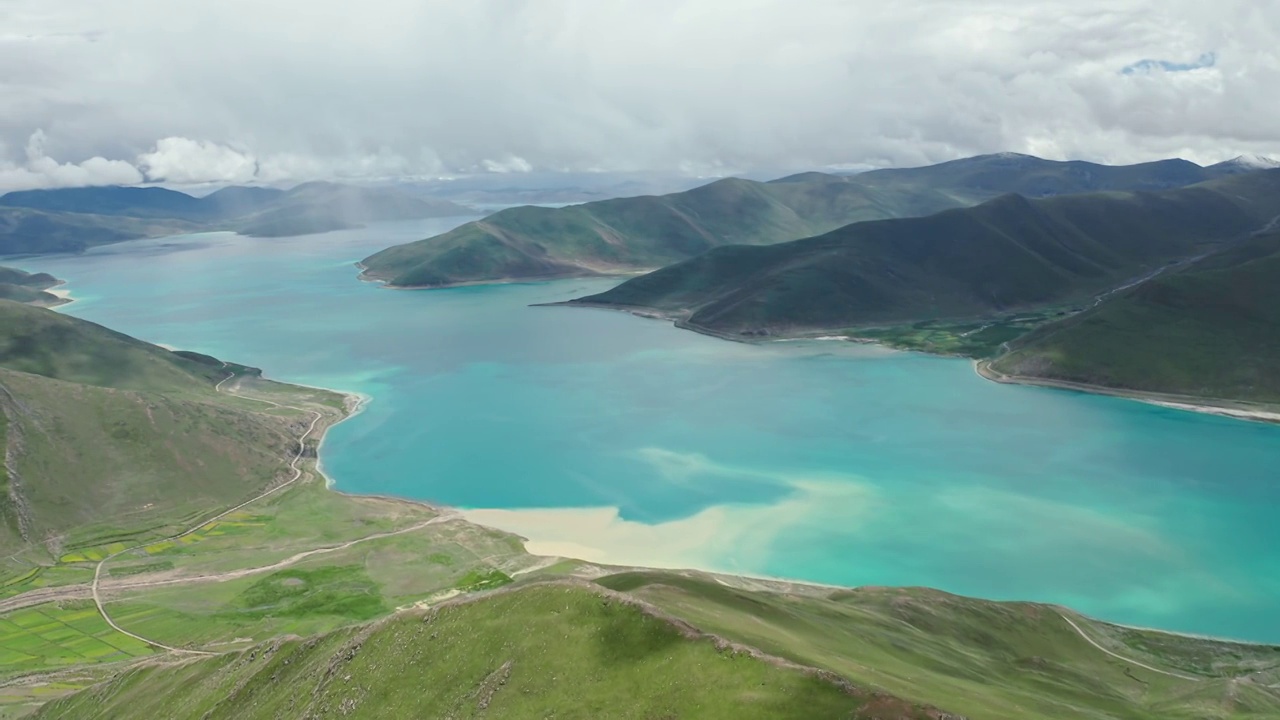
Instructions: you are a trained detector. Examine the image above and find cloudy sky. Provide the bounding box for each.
[1,0,1277,190]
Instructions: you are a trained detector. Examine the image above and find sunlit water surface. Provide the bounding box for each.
[16,218,1280,642]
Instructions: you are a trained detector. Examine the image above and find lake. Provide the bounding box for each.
[16,217,1280,642]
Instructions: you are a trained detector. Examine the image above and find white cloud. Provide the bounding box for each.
[137,137,257,184]
[0,130,142,192]
[0,0,1277,185]
[480,155,533,174]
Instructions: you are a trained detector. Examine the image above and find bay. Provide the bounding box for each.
[15,217,1280,642]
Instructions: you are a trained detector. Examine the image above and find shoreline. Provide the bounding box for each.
[555,301,1280,426]
[272,371,1279,648]
[355,264,653,291]
[975,360,1280,425]
[243,369,373,490]
[314,388,372,489]
[40,281,75,308]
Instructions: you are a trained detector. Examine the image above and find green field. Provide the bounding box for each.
[0,602,151,670]
[849,309,1072,358]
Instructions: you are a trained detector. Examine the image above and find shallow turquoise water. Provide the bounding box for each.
[15,219,1280,642]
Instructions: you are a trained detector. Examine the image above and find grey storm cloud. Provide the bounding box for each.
[0,0,1278,191]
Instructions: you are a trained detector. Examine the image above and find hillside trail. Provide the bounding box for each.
[1057,613,1201,682]
[88,364,327,656]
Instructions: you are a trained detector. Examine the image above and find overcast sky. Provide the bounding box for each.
[1,0,1277,190]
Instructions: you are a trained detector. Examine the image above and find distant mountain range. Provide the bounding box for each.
[0,182,472,256]
[360,153,1270,288]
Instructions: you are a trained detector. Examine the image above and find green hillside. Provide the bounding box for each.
[32,584,889,720]
[598,571,1280,720]
[31,574,1280,720]
[0,302,540,715]
[571,171,1280,337]
[0,300,237,392]
[0,301,339,553]
[360,154,1255,288]
[989,229,1280,405]
[359,176,907,287]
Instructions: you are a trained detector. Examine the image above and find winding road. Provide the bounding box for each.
[89,366,325,656]
[1057,612,1201,682]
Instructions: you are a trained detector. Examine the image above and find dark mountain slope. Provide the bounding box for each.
[989,227,1280,404]
[359,176,908,287]
[570,170,1280,337]
[0,300,234,392]
[361,153,1257,288]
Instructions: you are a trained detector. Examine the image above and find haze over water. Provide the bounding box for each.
[20,218,1280,643]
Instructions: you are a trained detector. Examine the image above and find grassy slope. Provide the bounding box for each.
[599,572,1280,720]
[0,301,544,714]
[32,584,917,720]
[359,154,1246,288]
[0,391,536,711]
[990,229,1280,405]
[30,571,1280,720]
[0,301,335,554]
[573,171,1280,337]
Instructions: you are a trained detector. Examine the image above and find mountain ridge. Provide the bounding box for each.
[565,169,1280,409]
[360,152,1266,288]
[570,171,1280,332]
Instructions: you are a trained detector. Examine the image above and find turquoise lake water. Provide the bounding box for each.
[14,218,1280,642]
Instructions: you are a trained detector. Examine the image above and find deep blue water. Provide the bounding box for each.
[15,218,1280,642]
